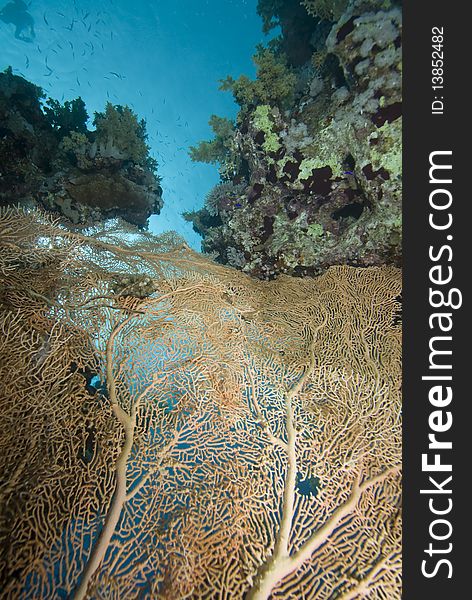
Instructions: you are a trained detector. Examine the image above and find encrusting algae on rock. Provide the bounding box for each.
[186,0,402,279]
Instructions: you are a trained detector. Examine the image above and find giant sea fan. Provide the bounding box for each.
[0,208,401,599]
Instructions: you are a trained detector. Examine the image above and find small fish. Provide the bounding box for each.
[68,41,74,50]
[56,42,63,50]
[25,55,29,68]
[50,48,57,54]
[235,203,242,208]
[43,13,49,25]
[37,45,42,53]
[83,12,90,20]
[65,20,76,31]
[88,23,92,32]
[109,71,123,79]
[76,76,80,86]
[343,171,354,176]
[56,12,65,17]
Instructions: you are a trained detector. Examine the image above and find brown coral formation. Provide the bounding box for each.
[41,168,162,227]
[0,208,401,599]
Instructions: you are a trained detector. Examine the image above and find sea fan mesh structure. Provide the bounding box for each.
[0,208,401,599]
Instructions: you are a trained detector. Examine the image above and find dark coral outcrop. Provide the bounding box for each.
[0,67,162,228]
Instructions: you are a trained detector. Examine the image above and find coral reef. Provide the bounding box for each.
[219,46,298,110]
[189,115,239,180]
[93,102,155,168]
[301,0,349,21]
[0,4,403,597]
[43,96,89,137]
[200,181,246,217]
[0,67,56,206]
[0,68,162,228]
[257,0,328,66]
[187,0,402,279]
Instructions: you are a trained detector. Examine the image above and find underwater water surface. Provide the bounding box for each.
[1,0,270,248]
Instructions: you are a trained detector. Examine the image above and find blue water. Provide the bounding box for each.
[0,0,274,249]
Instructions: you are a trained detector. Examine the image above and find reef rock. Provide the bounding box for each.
[187,0,402,279]
[0,67,162,228]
